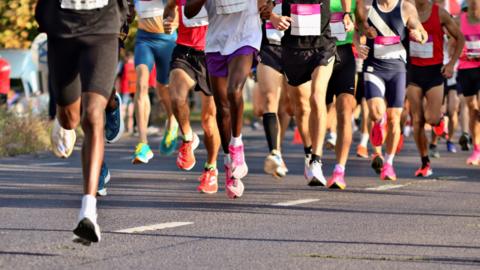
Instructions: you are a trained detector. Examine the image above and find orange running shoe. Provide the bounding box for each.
[356,145,369,159]
[415,164,433,177]
[176,133,200,171]
[396,134,404,154]
[433,116,446,137]
[197,169,218,194]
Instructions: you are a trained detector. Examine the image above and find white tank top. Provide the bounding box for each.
[135,0,165,19]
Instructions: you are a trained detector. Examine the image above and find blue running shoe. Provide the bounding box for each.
[159,122,179,156]
[446,141,457,153]
[105,93,124,144]
[97,162,110,197]
[132,143,154,164]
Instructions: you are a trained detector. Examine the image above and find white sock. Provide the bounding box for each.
[230,135,243,147]
[79,195,97,222]
[334,164,345,173]
[360,133,369,147]
[385,153,395,165]
[183,129,193,142]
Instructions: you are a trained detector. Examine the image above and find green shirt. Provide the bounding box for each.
[330,0,356,46]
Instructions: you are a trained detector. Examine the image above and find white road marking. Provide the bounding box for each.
[272,199,320,207]
[115,222,193,234]
[31,162,68,166]
[437,176,468,180]
[365,184,405,191]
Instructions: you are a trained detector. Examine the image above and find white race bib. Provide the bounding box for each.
[409,35,433,59]
[330,12,346,41]
[374,36,406,60]
[291,4,321,36]
[60,0,108,10]
[266,1,284,45]
[215,0,247,15]
[466,34,480,58]
[181,0,208,27]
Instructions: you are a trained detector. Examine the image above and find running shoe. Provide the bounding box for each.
[224,155,232,180]
[380,163,397,181]
[51,118,76,159]
[306,160,327,186]
[225,178,245,199]
[415,164,433,177]
[327,170,346,190]
[356,145,369,159]
[459,133,471,151]
[97,162,110,197]
[446,141,457,153]
[429,144,440,159]
[176,133,200,171]
[105,93,124,144]
[370,115,386,147]
[132,143,154,164]
[304,154,312,180]
[325,133,336,150]
[432,116,446,137]
[396,134,404,154]
[467,151,480,166]
[229,143,248,179]
[371,153,384,175]
[197,169,218,194]
[73,215,101,243]
[264,151,287,178]
[159,121,179,156]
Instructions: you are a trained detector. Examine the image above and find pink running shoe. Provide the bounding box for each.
[380,163,397,181]
[467,151,480,166]
[370,115,386,147]
[225,178,245,199]
[327,170,346,190]
[224,155,232,180]
[229,144,248,179]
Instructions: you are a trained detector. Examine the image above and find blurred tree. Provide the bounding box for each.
[0,0,38,49]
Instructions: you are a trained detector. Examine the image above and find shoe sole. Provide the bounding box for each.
[198,187,218,194]
[416,171,433,177]
[106,94,125,144]
[357,152,369,159]
[226,180,244,199]
[132,152,154,164]
[264,158,286,179]
[328,182,346,190]
[73,218,100,243]
[371,156,383,175]
[308,177,326,187]
[467,160,479,166]
[325,141,335,150]
[382,176,397,181]
[97,171,111,197]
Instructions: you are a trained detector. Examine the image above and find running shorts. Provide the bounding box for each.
[205,46,258,78]
[326,44,356,105]
[408,64,444,92]
[457,67,480,97]
[364,70,407,108]
[258,44,283,73]
[355,72,365,104]
[282,45,336,87]
[170,44,211,96]
[134,29,177,85]
[48,34,118,106]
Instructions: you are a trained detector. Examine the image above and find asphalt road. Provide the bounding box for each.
[1,128,479,269]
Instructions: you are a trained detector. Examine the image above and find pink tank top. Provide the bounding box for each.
[458,12,480,70]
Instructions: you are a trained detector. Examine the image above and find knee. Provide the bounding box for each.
[81,105,104,129]
[58,110,80,130]
[386,112,401,129]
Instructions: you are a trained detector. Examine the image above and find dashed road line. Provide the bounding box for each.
[115,222,194,234]
[272,199,320,207]
[365,184,405,191]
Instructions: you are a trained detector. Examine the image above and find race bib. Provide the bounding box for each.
[330,12,346,41]
[374,36,405,60]
[215,0,247,15]
[181,0,208,27]
[409,35,433,59]
[60,0,108,10]
[266,1,284,45]
[291,4,321,36]
[465,34,480,58]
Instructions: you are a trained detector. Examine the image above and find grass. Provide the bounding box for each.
[0,109,51,157]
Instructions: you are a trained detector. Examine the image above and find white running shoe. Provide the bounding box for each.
[51,118,76,158]
[304,154,312,181]
[325,132,337,150]
[306,160,327,186]
[73,214,101,244]
[264,151,287,178]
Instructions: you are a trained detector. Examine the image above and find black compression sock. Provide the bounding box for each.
[263,113,278,153]
[304,145,312,155]
[421,156,430,168]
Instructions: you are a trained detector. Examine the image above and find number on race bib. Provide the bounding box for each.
[465,34,480,59]
[290,4,321,36]
[330,12,346,41]
[215,0,247,15]
[374,36,406,60]
[60,0,108,10]
[181,0,208,27]
[409,35,433,59]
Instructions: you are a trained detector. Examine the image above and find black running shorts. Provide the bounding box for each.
[326,44,356,105]
[48,34,118,106]
[258,44,283,73]
[408,64,444,92]
[457,67,480,97]
[170,44,211,96]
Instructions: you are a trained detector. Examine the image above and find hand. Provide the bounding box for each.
[343,13,354,32]
[357,45,370,60]
[163,17,177,34]
[259,2,273,20]
[441,62,455,79]
[270,13,291,31]
[410,29,427,44]
[364,25,378,39]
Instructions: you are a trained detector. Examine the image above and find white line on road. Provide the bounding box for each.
[365,184,405,191]
[31,162,68,166]
[115,222,193,234]
[272,199,320,207]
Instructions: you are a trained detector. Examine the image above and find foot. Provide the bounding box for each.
[371,153,384,175]
[197,168,218,194]
[73,215,101,243]
[429,144,440,159]
[370,115,386,147]
[176,133,200,171]
[132,143,154,164]
[356,145,369,159]
[459,133,471,151]
[159,122,179,156]
[97,162,110,197]
[446,141,457,153]
[105,93,125,143]
[325,133,336,150]
[380,163,397,181]
[225,178,245,199]
[432,116,447,137]
[467,150,480,166]
[415,163,433,177]
[51,118,76,159]
[264,151,287,178]
[303,154,312,180]
[229,144,248,179]
[306,160,327,186]
[327,169,346,190]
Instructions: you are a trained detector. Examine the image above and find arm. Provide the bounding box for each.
[163,0,177,34]
[342,0,354,32]
[402,1,428,43]
[269,8,292,31]
[439,7,465,78]
[163,0,177,19]
[185,0,207,19]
